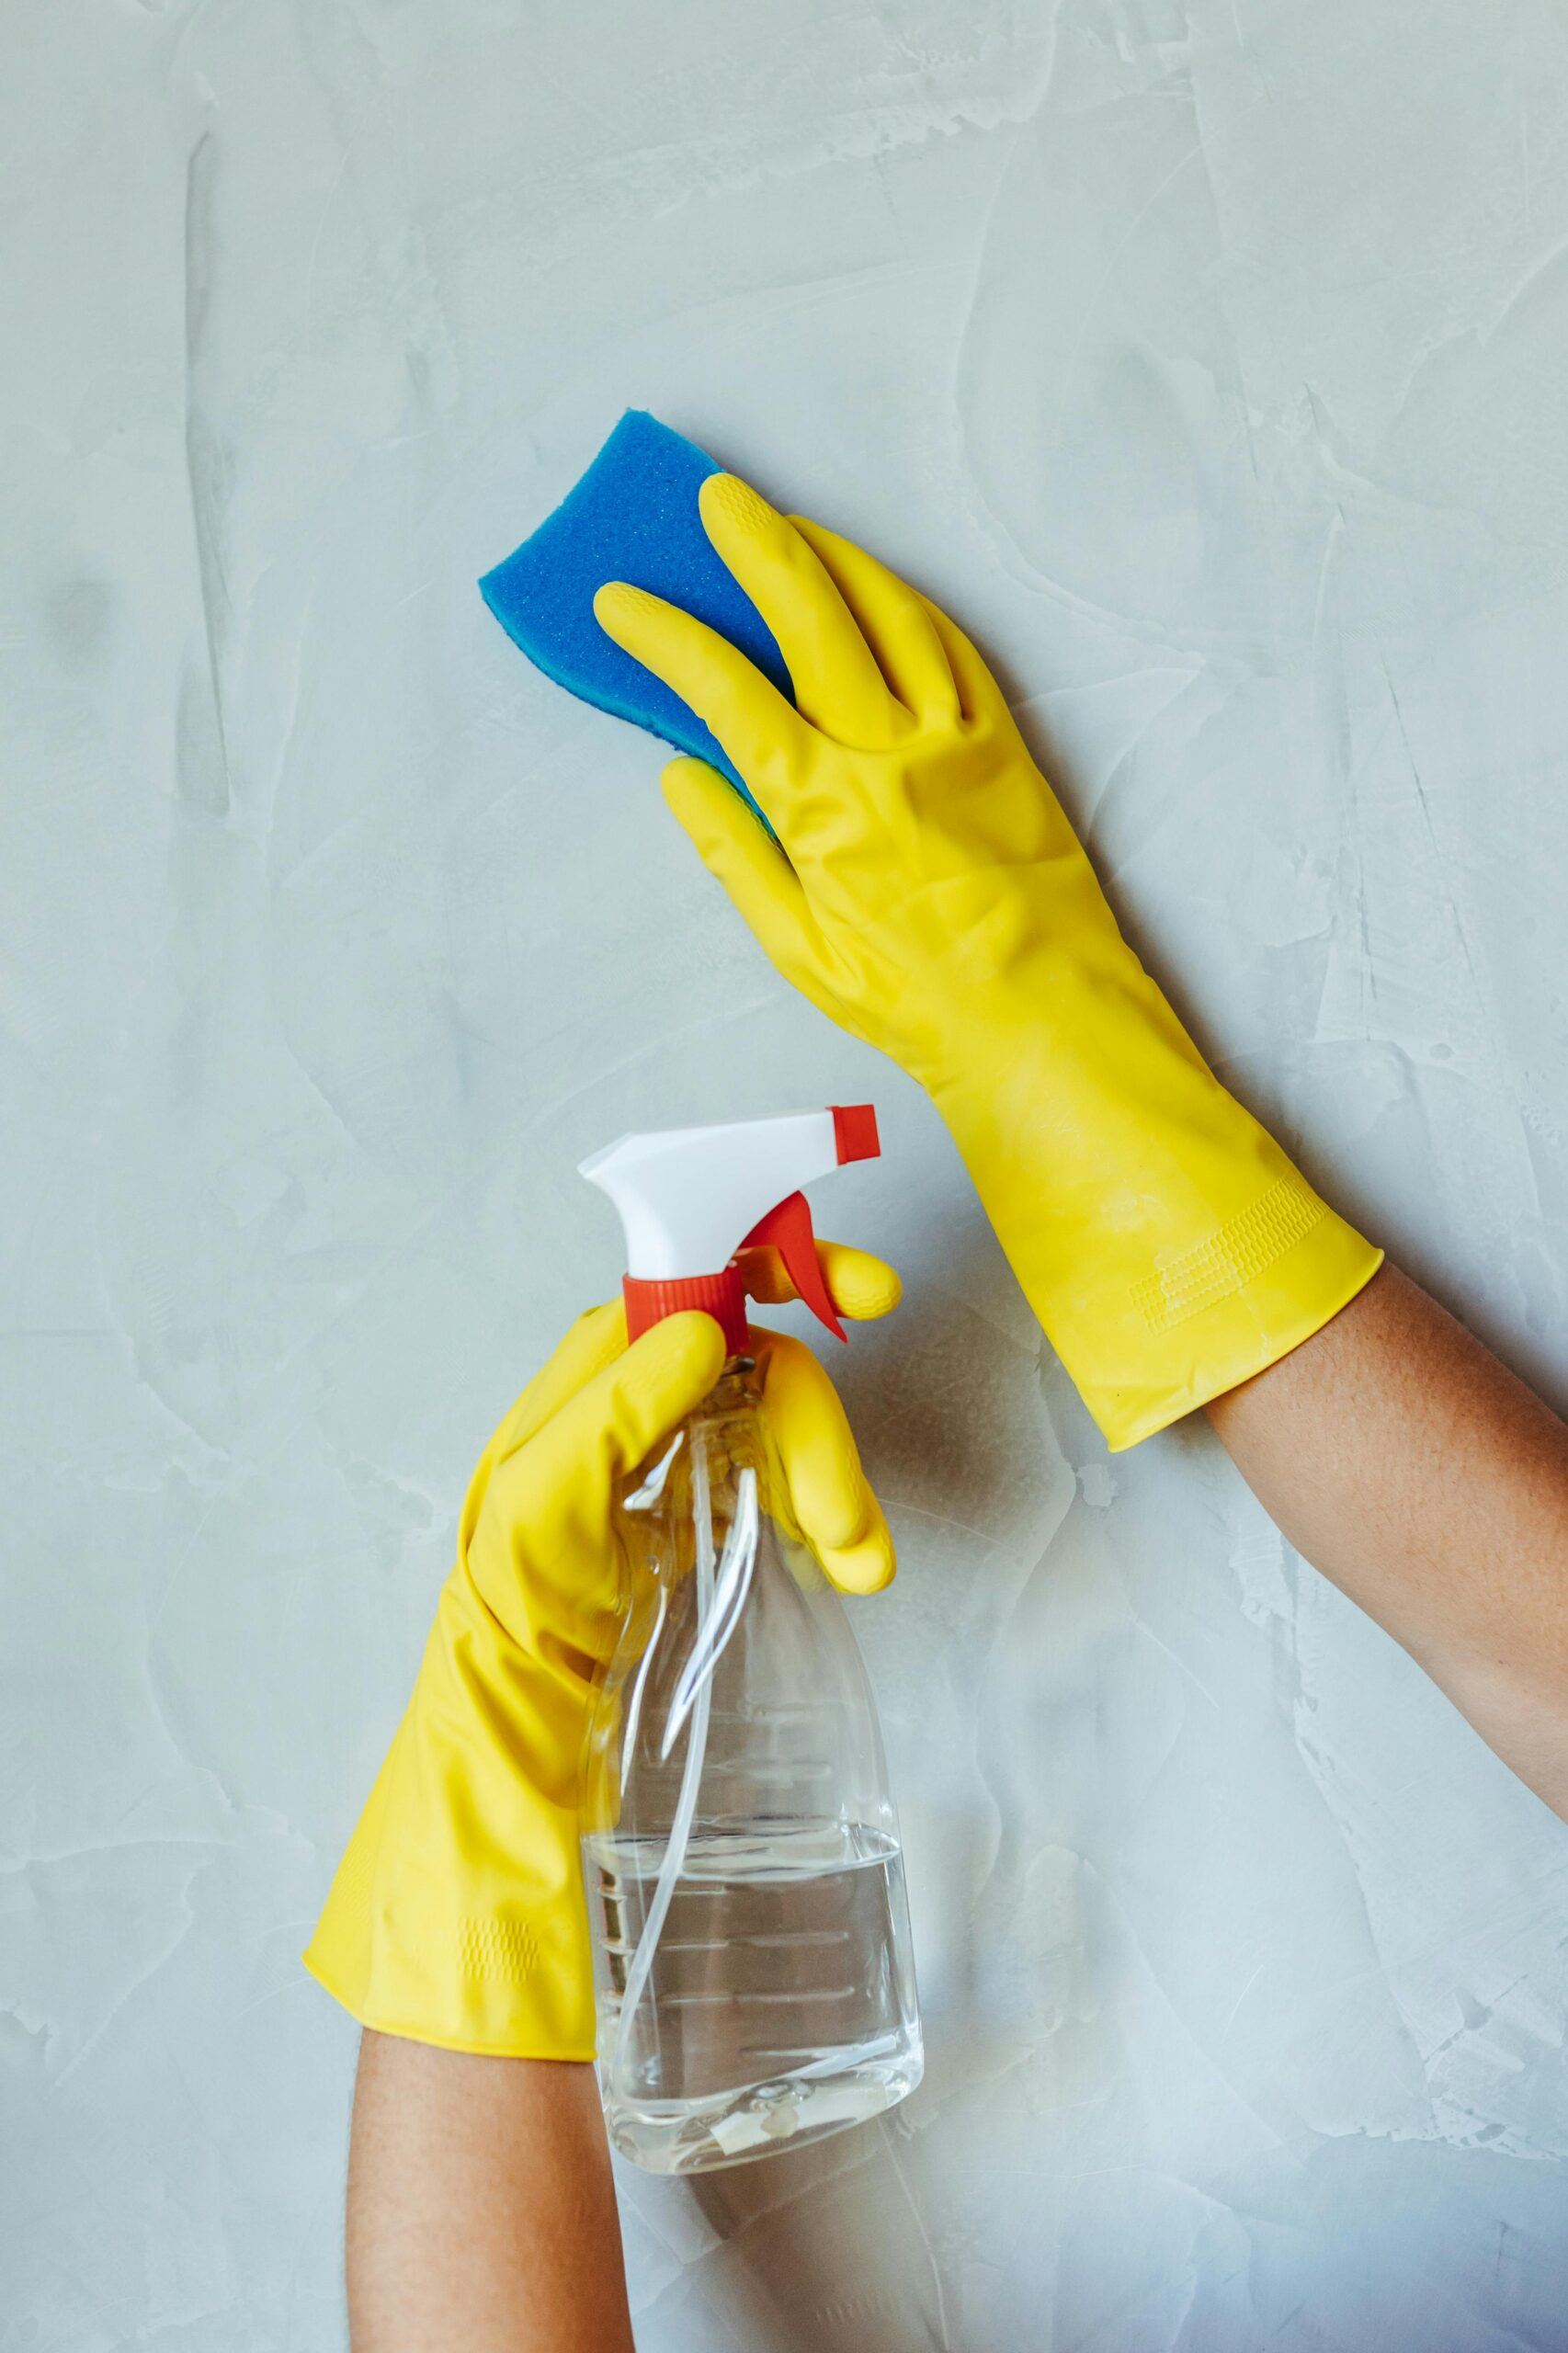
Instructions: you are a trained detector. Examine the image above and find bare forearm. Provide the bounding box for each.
[346,2031,635,2353]
[1207,1264,1568,1815]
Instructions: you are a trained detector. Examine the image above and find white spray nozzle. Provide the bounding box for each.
[580,1105,881,1347]
[579,1107,871,1279]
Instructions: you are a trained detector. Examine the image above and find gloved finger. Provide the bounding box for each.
[753,1329,896,1596]
[661,756,847,1018]
[595,582,812,799]
[789,516,960,725]
[915,593,1008,728]
[698,473,906,749]
[738,1236,902,1322]
[495,1310,728,1612]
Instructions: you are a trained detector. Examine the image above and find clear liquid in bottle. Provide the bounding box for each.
[582,1359,922,2173]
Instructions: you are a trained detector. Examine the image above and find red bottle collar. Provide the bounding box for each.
[623,1267,749,1355]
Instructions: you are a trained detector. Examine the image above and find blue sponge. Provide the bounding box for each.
[479,410,792,818]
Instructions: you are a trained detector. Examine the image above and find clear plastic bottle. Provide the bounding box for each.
[582,1354,922,2173]
[577,1105,922,2173]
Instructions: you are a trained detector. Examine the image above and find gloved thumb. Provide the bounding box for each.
[496,1310,726,1603]
[662,757,825,993]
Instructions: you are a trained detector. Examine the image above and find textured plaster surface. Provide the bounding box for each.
[6,3,1568,2347]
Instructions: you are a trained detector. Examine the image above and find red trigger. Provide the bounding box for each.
[740,1191,846,1341]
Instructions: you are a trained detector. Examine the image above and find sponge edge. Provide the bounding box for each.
[479,410,793,817]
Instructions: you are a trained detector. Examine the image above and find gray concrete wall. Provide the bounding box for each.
[6,4,1567,2344]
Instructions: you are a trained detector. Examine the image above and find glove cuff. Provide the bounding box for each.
[301,1582,598,2059]
[931,1005,1382,1449]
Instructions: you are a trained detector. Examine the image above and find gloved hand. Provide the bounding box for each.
[304,1241,898,2058]
[595,477,1381,1449]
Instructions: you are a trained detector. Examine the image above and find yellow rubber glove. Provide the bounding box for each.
[303,1241,899,2058]
[595,476,1381,1449]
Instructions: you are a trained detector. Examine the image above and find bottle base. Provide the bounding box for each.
[601,2037,924,2175]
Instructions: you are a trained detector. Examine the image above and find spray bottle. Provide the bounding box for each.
[578,1106,922,2174]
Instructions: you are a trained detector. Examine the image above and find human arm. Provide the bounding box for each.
[1208,1261,1568,1816]
[306,1245,901,2348]
[346,2037,633,2353]
[594,474,1568,1814]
